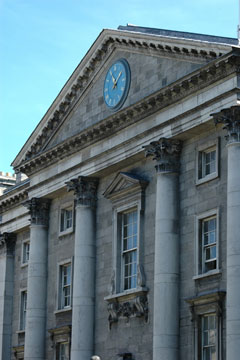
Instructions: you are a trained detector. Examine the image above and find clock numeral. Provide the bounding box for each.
[122,78,126,82]
[114,65,117,71]
[109,99,112,104]
[121,87,124,91]
[104,88,108,92]
[113,99,116,105]
[105,94,109,99]
[106,79,109,82]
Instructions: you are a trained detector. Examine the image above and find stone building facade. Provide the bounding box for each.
[1,24,240,360]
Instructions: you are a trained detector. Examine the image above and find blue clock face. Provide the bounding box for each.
[103,59,131,110]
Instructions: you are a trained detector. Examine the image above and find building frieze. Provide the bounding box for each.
[15,50,240,177]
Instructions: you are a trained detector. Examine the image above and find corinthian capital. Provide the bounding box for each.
[23,198,50,226]
[212,106,240,144]
[143,137,182,173]
[66,176,99,207]
[0,232,16,254]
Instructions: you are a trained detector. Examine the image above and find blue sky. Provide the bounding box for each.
[0,0,238,173]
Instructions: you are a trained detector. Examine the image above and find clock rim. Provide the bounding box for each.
[103,58,131,111]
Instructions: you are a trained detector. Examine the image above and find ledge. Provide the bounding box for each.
[58,228,74,238]
[54,307,72,315]
[196,172,218,186]
[193,269,222,281]
[16,330,25,334]
[104,286,148,302]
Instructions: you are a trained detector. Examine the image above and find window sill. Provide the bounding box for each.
[58,229,74,237]
[193,269,221,281]
[54,307,72,315]
[104,286,148,302]
[196,173,218,186]
[16,330,25,334]
[20,262,28,268]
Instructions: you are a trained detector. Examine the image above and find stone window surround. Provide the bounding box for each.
[17,288,27,333]
[21,239,30,267]
[103,172,148,328]
[48,324,71,360]
[59,202,74,237]
[186,291,225,360]
[55,258,73,313]
[196,138,219,186]
[104,173,148,297]
[193,208,220,280]
[13,345,24,360]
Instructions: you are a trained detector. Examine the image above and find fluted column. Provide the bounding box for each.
[0,233,16,360]
[23,198,50,360]
[144,138,182,360]
[66,176,98,360]
[213,106,240,360]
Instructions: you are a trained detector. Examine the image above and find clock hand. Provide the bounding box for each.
[110,71,116,86]
[115,71,122,84]
[112,71,122,90]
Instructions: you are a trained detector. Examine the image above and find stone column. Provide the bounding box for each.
[0,233,16,360]
[213,106,240,360]
[144,138,182,360]
[66,176,98,360]
[23,198,50,360]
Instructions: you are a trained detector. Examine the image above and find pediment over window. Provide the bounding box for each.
[103,172,148,204]
[185,290,226,320]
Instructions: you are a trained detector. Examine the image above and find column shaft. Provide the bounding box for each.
[0,234,15,360]
[153,172,179,360]
[226,143,240,358]
[213,106,240,360]
[71,204,96,360]
[144,137,181,360]
[23,198,50,360]
[67,176,98,360]
[24,225,48,360]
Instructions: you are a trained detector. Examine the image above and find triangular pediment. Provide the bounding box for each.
[103,172,148,201]
[11,26,233,175]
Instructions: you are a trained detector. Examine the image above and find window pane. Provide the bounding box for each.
[203,347,211,360]
[209,219,216,231]
[211,347,216,360]
[122,209,138,290]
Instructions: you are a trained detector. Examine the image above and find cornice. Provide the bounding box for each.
[12,31,228,170]
[0,182,29,214]
[15,50,240,177]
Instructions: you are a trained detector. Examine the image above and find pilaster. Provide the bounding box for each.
[0,233,16,360]
[66,176,98,360]
[144,137,182,360]
[213,106,240,360]
[23,197,50,360]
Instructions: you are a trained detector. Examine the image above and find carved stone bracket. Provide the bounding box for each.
[106,294,148,329]
[143,137,182,173]
[212,106,240,144]
[66,176,99,207]
[0,232,16,255]
[23,197,50,226]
